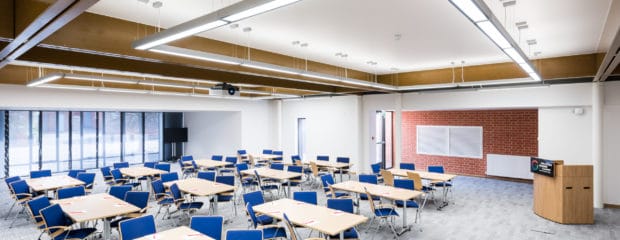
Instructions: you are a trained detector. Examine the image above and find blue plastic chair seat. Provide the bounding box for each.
[329,228,359,239]
[256,215,274,225]
[52,228,97,240]
[360,193,380,201]
[395,200,419,208]
[375,208,399,217]
[262,227,287,239]
[179,202,204,210]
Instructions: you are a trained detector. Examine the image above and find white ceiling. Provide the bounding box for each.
[87,0,614,74]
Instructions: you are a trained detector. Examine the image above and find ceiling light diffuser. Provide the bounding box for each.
[139,81,195,89]
[476,21,511,49]
[241,62,301,75]
[503,48,526,64]
[134,20,228,50]
[149,45,241,65]
[27,73,64,87]
[222,0,302,22]
[449,0,488,22]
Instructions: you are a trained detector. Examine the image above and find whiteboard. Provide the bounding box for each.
[416,125,483,159]
[449,126,483,158]
[416,126,448,156]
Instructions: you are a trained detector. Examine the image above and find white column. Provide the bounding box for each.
[276,99,282,149]
[393,94,403,167]
[592,82,604,208]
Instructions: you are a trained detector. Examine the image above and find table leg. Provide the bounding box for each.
[104,218,111,240]
[397,201,411,235]
[287,181,291,198]
[213,196,219,215]
[340,231,344,240]
[437,181,449,210]
[339,168,343,182]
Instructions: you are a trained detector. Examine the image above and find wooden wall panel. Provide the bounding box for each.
[0,0,14,38]
[536,54,599,80]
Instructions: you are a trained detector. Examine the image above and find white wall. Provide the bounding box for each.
[603,81,620,205]
[184,111,242,159]
[361,94,401,174]
[280,96,363,173]
[538,107,593,164]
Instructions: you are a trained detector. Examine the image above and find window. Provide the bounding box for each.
[0,112,5,178]
[41,112,57,172]
[9,111,31,176]
[82,112,97,169]
[58,112,70,171]
[123,112,143,164]
[145,112,162,161]
[416,125,483,159]
[104,112,121,166]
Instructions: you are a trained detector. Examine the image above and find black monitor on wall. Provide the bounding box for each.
[164,128,188,143]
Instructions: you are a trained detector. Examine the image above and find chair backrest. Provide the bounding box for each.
[124,191,150,210]
[197,171,216,181]
[100,166,112,177]
[364,187,378,213]
[428,165,445,173]
[30,170,52,179]
[320,174,335,193]
[270,163,284,170]
[358,174,378,184]
[327,198,354,214]
[5,176,21,189]
[291,155,301,162]
[253,170,264,185]
[272,151,283,160]
[192,160,199,170]
[190,216,223,240]
[57,186,86,199]
[336,157,350,163]
[143,161,157,168]
[212,155,223,161]
[40,204,70,236]
[151,180,165,195]
[245,203,260,228]
[236,163,249,175]
[309,162,320,177]
[226,229,262,240]
[67,169,86,179]
[169,183,184,201]
[225,156,237,164]
[394,179,415,191]
[400,163,415,170]
[76,172,96,189]
[406,172,423,191]
[287,165,302,173]
[181,155,194,161]
[119,215,156,240]
[283,213,299,240]
[316,155,329,161]
[10,180,31,198]
[370,163,381,174]
[109,185,132,200]
[155,163,171,172]
[160,172,179,183]
[242,191,265,207]
[262,149,273,154]
[237,149,247,155]
[293,191,317,205]
[113,162,129,169]
[26,196,51,222]
[111,169,123,180]
[216,175,235,186]
[380,169,394,186]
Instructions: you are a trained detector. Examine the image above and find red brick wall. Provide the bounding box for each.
[401,110,538,176]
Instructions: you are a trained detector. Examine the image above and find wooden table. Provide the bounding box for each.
[53,193,140,239]
[388,168,456,210]
[120,166,166,193]
[240,168,302,197]
[253,198,367,240]
[25,175,85,193]
[163,178,235,214]
[194,159,232,174]
[310,161,353,182]
[136,226,214,240]
[331,180,423,235]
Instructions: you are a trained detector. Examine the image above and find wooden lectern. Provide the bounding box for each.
[533,160,593,224]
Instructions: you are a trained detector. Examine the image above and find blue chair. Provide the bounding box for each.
[6,180,33,225]
[272,150,283,161]
[262,149,273,155]
[100,166,114,185]
[242,191,275,226]
[160,172,179,183]
[26,196,50,239]
[236,163,257,193]
[245,203,287,239]
[5,176,21,187]
[197,171,217,181]
[67,170,86,179]
[212,155,223,161]
[109,185,132,200]
[326,199,359,239]
[220,156,237,174]
[143,162,157,168]
[190,216,223,240]
[111,191,150,229]
[181,155,194,161]
[320,174,349,199]
[155,163,171,172]
[57,186,86,199]
[113,162,129,169]
[428,165,452,200]
[400,163,415,170]
[270,163,284,170]
[111,169,141,188]
[213,175,237,215]
[238,149,249,163]
[336,157,352,179]
[282,165,303,193]
[428,166,444,173]
[179,160,196,178]
[151,180,174,219]
[40,204,97,240]
[170,183,204,218]
[364,187,399,236]
[316,155,329,161]
[358,174,380,201]
[293,191,317,205]
[226,229,262,240]
[370,163,384,183]
[254,170,280,198]
[118,215,156,240]
[30,170,52,179]
[393,179,422,223]
[76,173,96,193]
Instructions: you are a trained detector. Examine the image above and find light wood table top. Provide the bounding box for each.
[310,161,352,169]
[163,178,234,197]
[331,181,423,201]
[240,167,302,181]
[194,159,232,169]
[253,198,367,236]
[388,169,457,182]
[26,175,85,192]
[120,166,166,178]
[136,226,214,240]
[52,193,140,223]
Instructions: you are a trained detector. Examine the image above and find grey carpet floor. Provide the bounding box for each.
[0,165,617,240]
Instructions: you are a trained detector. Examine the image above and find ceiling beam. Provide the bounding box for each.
[594,25,620,82]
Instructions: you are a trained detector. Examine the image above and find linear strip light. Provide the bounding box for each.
[64,73,139,84]
[398,83,459,91]
[241,62,301,75]
[38,84,97,91]
[138,80,195,89]
[99,88,149,94]
[132,0,302,50]
[149,45,241,65]
[457,77,538,87]
[27,73,64,87]
[449,0,541,82]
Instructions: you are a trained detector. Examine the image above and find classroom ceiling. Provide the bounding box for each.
[87,0,615,74]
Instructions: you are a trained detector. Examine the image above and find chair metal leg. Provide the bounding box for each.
[4,201,16,220]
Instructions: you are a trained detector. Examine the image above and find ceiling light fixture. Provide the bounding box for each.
[241,62,300,75]
[449,0,542,82]
[27,72,64,87]
[38,84,98,91]
[149,45,241,65]
[398,83,459,91]
[138,80,195,89]
[132,0,302,50]
[98,88,149,94]
[64,73,139,84]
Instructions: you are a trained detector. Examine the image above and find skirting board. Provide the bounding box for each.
[604,204,620,209]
